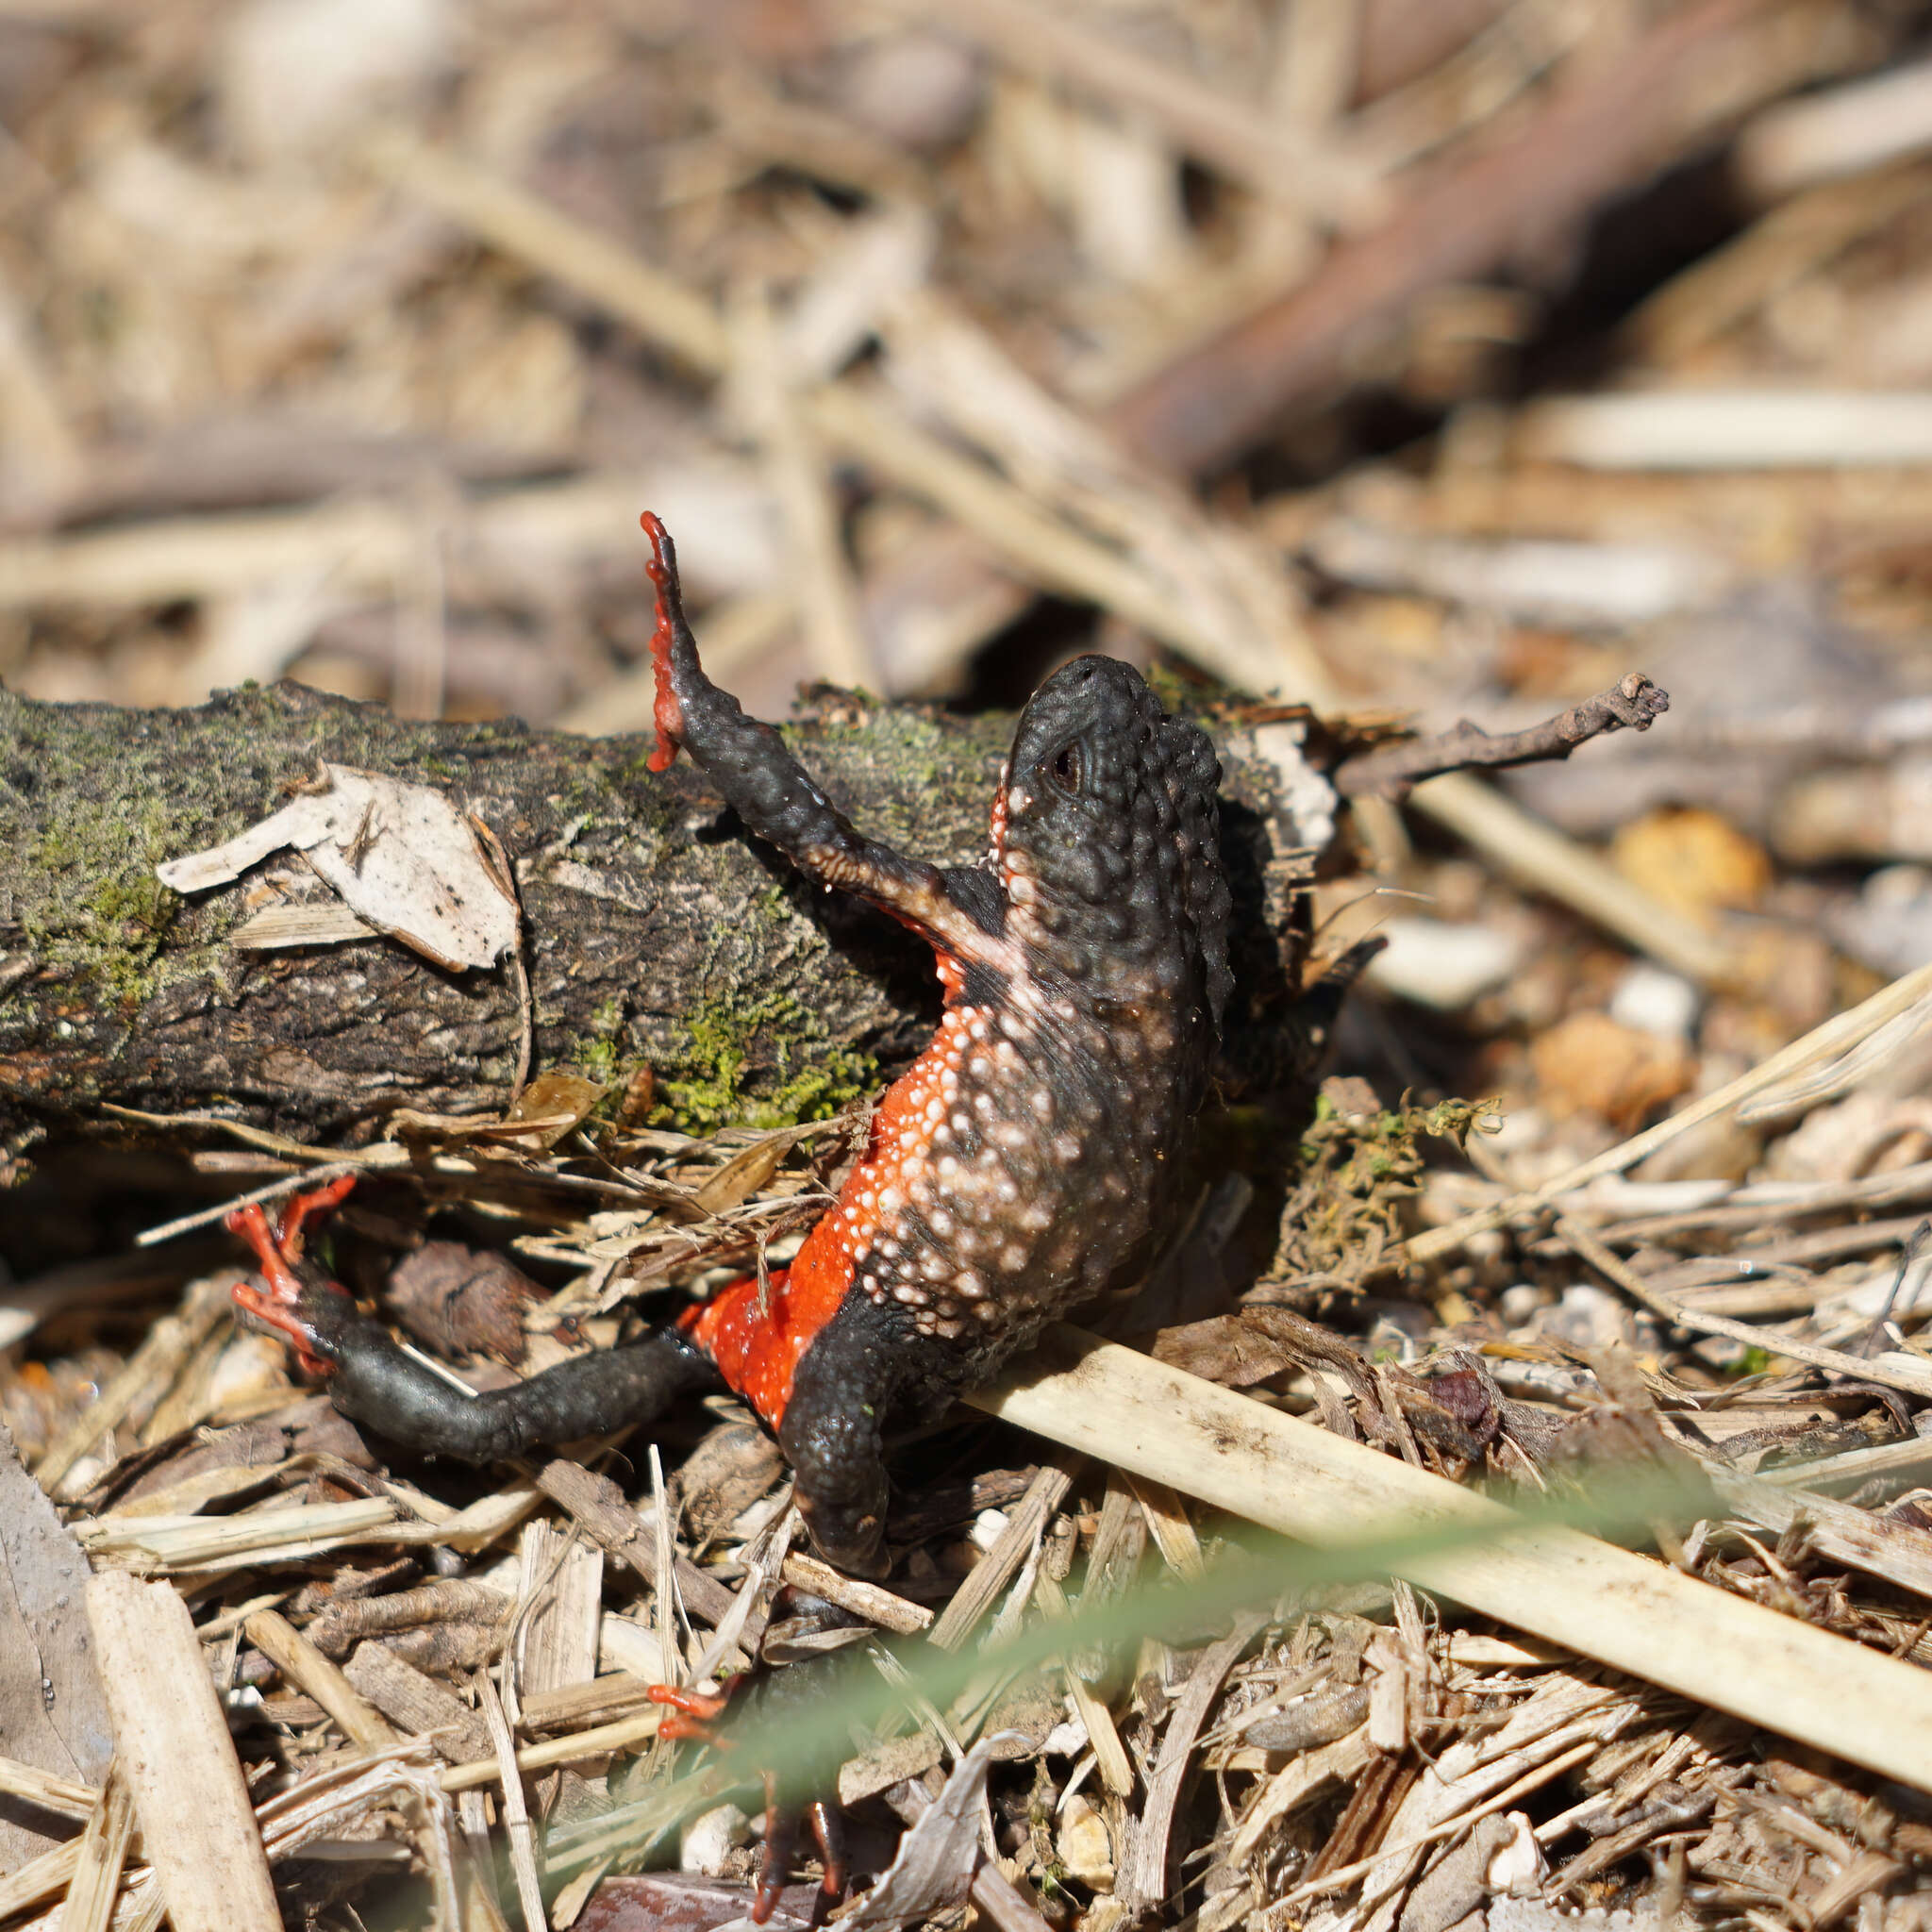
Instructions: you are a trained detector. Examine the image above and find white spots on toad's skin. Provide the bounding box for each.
[769,685,1218,1377]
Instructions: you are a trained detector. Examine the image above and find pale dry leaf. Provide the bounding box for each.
[839,1735,1000,1926]
[0,1422,113,1871]
[157,763,518,970]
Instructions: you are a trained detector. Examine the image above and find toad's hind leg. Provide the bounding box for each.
[641,512,1002,965]
[774,1296,902,1578]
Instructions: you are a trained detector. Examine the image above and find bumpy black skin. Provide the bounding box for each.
[647,513,1231,1570]
[228,518,1231,1575]
[256,1257,716,1463]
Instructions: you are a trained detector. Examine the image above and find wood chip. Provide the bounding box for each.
[85,1571,279,1932]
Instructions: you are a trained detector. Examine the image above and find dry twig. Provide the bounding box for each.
[1334,674,1671,799]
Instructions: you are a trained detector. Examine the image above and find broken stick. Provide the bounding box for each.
[1333,674,1670,800]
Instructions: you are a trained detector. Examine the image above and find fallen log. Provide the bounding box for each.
[0,681,1325,1144]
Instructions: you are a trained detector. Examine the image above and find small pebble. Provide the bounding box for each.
[1057,1795,1114,1890]
[1367,917,1522,1010]
[1828,862,1932,975]
[680,1804,753,1879]
[1607,961,1700,1041]
[833,32,985,152]
[1497,1284,1549,1326]
[1535,1284,1628,1350]
[220,0,451,162]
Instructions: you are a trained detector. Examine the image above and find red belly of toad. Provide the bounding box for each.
[680,1009,971,1428]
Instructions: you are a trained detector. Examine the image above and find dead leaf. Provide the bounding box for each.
[503,1071,608,1149]
[1611,806,1771,918]
[839,1736,998,1926]
[0,1422,114,1869]
[692,1136,790,1217]
[157,764,519,971]
[227,900,378,949]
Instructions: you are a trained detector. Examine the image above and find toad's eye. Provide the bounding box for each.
[1049,743,1083,795]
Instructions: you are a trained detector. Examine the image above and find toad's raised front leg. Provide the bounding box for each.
[641,511,1007,968]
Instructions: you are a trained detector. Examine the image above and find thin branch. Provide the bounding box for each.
[1333,673,1670,800]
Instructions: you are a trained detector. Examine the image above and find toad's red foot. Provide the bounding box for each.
[646,1682,732,1741]
[640,511,689,775]
[225,1177,358,1380]
[648,1679,846,1924]
[275,1173,357,1255]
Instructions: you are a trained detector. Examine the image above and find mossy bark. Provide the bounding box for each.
[0,682,1322,1144]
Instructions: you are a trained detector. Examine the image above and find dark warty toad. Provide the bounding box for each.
[227,511,1232,1576]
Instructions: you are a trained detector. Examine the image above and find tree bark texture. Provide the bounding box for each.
[0,683,1326,1144]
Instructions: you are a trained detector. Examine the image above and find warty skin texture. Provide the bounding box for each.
[646,512,1231,1571]
[225,512,1231,1578]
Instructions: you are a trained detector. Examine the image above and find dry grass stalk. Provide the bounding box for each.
[1407,771,1738,985]
[0,1840,84,1923]
[976,1325,1932,1788]
[729,281,876,691]
[476,1668,545,1932]
[241,1608,400,1754]
[874,0,1379,217]
[1518,389,1932,470]
[0,1757,94,1822]
[1410,958,1932,1262]
[56,1760,135,1932]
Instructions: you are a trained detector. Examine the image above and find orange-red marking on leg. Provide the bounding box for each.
[807,1801,846,1903]
[646,1682,733,1741]
[640,510,686,775]
[225,1202,305,1306]
[226,1191,353,1379]
[753,1775,791,1925]
[275,1174,357,1256]
[680,998,974,1428]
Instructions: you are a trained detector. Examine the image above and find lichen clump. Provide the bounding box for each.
[658,985,877,1133]
[1274,1081,1499,1290]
